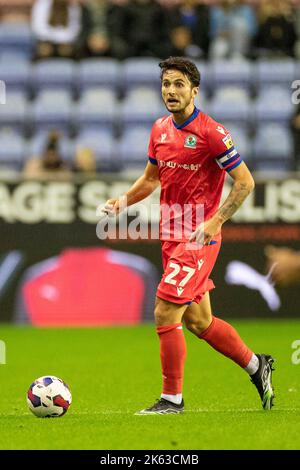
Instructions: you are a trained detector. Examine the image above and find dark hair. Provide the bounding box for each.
[46,130,60,151]
[159,57,201,88]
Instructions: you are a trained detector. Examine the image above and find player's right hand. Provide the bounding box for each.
[103,196,127,216]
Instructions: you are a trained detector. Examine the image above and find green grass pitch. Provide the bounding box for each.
[0,320,300,450]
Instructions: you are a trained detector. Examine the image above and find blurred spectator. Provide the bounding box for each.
[79,0,130,60]
[255,0,297,57]
[124,0,170,58]
[23,130,72,179]
[209,0,257,59]
[73,146,97,174]
[79,0,110,58]
[168,26,196,58]
[290,102,300,170]
[106,0,132,59]
[167,0,210,59]
[265,246,300,287]
[31,0,82,59]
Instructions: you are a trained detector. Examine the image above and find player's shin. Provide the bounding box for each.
[199,316,257,372]
[156,323,186,404]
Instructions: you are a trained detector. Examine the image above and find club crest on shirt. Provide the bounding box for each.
[184,135,197,149]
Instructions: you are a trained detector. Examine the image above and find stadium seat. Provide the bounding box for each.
[210,59,252,90]
[254,86,294,124]
[255,59,296,87]
[0,23,34,59]
[77,58,120,90]
[0,129,25,170]
[75,129,115,171]
[76,88,117,131]
[253,124,293,165]
[209,86,251,123]
[31,90,74,133]
[122,58,161,91]
[0,50,31,64]
[253,159,292,172]
[120,87,165,128]
[32,59,76,92]
[213,86,250,102]
[0,60,30,93]
[118,126,151,167]
[0,92,27,131]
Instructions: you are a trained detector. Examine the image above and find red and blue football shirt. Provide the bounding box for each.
[148,107,242,241]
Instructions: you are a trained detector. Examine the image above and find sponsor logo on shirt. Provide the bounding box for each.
[184,135,197,149]
[158,160,200,171]
[160,133,167,142]
[222,134,234,149]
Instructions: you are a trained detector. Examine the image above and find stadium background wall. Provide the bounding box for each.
[0,176,300,323]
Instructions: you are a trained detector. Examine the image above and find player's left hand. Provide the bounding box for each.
[189,216,222,245]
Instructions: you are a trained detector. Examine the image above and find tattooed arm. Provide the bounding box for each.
[189,162,255,244]
[217,162,255,224]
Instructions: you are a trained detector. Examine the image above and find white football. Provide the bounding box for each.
[27,375,72,418]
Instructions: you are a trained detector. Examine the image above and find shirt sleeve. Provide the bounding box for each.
[148,126,158,165]
[207,123,242,173]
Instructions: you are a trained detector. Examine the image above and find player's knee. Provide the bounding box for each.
[154,299,176,326]
[186,318,211,336]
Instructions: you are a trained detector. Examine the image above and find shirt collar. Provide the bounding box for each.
[172,107,200,130]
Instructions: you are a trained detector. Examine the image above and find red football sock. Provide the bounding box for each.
[156,323,187,395]
[199,316,253,368]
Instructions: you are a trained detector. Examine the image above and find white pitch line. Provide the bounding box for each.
[1,408,299,418]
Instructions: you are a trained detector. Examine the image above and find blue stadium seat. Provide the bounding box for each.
[122,58,161,91]
[0,23,34,58]
[253,159,292,172]
[0,129,25,170]
[76,88,117,131]
[254,86,294,124]
[33,59,76,91]
[0,51,30,64]
[77,58,120,90]
[31,90,74,132]
[0,92,27,131]
[210,59,252,90]
[75,130,115,171]
[209,87,251,123]
[118,127,151,167]
[120,87,164,128]
[256,59,296,87]
[253,124,293,164]
[0,60,30,93]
